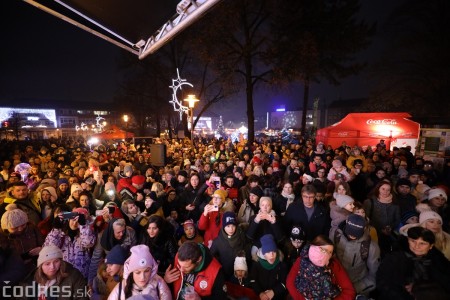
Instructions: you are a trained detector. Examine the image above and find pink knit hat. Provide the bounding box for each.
[419,210,442,224]
[123,245,157,279]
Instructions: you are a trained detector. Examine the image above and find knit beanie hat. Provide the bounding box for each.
[401,210,419,224]
[397,168,408,179]
[332,159,343,168]
[71,183,83,194]
[213,189,227,203]
[290,225,306,241]
[148,191,158,201]
[123,245,157,279]
[183,219,195,229]
[249,186,263,198]
[58,178,69,186]
[123,164,133,174]
[38,245,63,267]
[260,234,277,254]
[178,170,188,178]
[234,256,248,272]
[105,245,129,265]
[127,295,157,300]
[1,204,28,230]
[396,178,412,188]
[105,182,116,191]
[344,214,366,239]
[222,211,237,228]
[72,207,89,217]
[131,175,145,185]
[302,174,313,183]
[428,188,447,201]
[419,210,443,224]
[336,194,354,209]
[43,186,58,202]
[40,179,56,187]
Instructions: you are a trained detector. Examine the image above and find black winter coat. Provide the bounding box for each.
[376,237,450,300]
[283,202,330,241]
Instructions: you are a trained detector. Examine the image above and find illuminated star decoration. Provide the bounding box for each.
[169,68,192,120]
[283,111,297,129]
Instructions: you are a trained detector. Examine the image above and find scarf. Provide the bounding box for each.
[295,246,341,299]
[220,226,245,249]
[100,218,126,251]
[282,193,295,211]
[405,251,432,283]
[259,252,280,270]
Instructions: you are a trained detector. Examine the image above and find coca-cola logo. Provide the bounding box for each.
[366,119,397,125]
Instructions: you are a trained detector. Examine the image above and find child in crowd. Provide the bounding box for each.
[92,244,129,300]
[178,219,203,246]
[329,194,355,239]
[354,201,378,243]
[395,210,419,232]
[226,254,258,300]
[282,225,307,269]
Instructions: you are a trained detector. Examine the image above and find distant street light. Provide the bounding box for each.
[123,114,129,129]
[184,95,199,140]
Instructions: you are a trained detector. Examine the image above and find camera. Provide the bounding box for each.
[211,205,219,212]
[61,211,86,225]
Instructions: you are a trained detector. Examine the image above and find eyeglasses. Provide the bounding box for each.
[318,246,333,256]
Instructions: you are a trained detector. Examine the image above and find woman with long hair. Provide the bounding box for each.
[139,215,178,276]
[363,180,400,256]
[273,181,296,217]
[180,173,208,222]
[107,245,171,300]
[18,245,88,300]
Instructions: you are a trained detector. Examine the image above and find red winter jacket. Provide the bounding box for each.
[286,256,356,300]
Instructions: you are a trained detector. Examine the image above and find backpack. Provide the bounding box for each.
[334,229,371,262]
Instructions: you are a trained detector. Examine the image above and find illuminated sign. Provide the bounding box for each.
[27,117,39,121]
[0,108,57,128]
[366,119,398,125]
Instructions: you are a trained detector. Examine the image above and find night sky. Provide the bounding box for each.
[0,0,404,121]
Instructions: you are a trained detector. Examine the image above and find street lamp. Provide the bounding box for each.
[184,94,199,140]
[123,114,129,129]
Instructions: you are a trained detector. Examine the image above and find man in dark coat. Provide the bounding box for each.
[284,185,331,241]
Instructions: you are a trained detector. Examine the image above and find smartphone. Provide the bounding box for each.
[77,214,86,226]
[108,206,115,214]
[62,212,78,220]
[211,205,219,212]
[211,176,221,189]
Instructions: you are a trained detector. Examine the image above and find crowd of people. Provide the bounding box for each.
[0,136,450,300]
